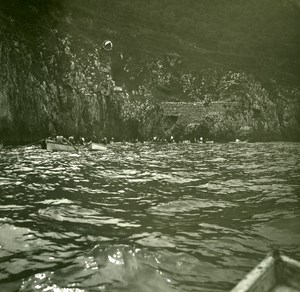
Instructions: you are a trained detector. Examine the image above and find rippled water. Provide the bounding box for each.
[0,142,299,291]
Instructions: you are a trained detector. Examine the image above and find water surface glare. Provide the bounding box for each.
[0,142,299,291]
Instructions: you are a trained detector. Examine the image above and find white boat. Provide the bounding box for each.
[229,139,248,144]
[45,139,77,151]
[231,251,300,292]
[87,142,107,151]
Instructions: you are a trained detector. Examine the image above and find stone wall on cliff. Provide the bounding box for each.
[159,99,284,142]
[160,101,238,124]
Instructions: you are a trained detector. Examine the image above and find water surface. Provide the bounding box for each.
[0,142,299,291]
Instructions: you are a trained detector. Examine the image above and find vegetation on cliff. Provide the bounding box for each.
[0,0,299,143]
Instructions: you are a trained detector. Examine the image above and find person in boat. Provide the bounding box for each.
[79,137,85,145]
[169,135,175,143]
[101,137,108,145]
[68,136,75,144]
[110,137,115,144]
[56,136,64,143]
[48,134,56,141]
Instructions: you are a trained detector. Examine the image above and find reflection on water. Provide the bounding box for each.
[0,142,299,291]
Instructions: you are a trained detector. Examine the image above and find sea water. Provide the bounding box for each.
[0,142,299,291]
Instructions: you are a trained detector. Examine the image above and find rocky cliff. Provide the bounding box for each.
[0,0,299,143]
[0,0,126,143]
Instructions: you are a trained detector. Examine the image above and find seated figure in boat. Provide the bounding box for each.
[79,137,85,145]
[101,137,108,145]
[153,136,158,142]
[68,136,75,144]
[56,136,64,143]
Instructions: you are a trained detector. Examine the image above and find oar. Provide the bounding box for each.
[24,139,45,147]
[63,137,80,152]
[62,138,95,161]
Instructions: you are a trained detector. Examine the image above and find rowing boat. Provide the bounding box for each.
[45,139,77,151]
[87,142,107,151]
[231,251,300,292]
[229,139,248,144]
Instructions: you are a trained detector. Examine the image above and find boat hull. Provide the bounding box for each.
[46,140,76,151]
[231,253,300,292]
[229,141,248,144]
[88,142,107,151]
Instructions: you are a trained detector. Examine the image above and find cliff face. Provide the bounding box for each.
[119,54,300,141]
[0,0,299,143]
[0,1,125,144]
